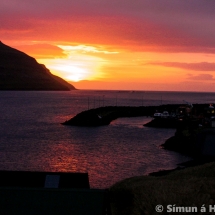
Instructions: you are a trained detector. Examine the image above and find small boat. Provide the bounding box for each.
[154,111,170,118]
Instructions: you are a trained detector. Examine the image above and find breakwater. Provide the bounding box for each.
[62,104,179,126]
[62,103,210,127]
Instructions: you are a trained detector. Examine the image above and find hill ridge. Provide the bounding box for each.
[0,41,75,91]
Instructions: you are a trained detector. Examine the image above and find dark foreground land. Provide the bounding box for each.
[109,161,215,215]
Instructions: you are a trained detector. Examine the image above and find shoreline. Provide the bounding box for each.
[148,156,215,177]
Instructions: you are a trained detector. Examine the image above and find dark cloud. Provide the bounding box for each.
[0,0,215,52]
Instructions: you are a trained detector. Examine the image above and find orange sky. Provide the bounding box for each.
[1,0,215,92]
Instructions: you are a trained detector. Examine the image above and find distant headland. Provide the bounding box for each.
[0,41,75,91]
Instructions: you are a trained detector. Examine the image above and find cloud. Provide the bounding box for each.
[187,74,215,81]
[1,0,215,53]
[148,62,215,71]
[58,45,119,55]
[14,43,66,59]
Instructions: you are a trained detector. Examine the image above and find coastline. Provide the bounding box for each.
[108,103,215,214]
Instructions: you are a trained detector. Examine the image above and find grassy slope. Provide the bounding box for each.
[110,162,215,215]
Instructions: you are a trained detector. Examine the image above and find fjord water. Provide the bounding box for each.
[0,90,214,188]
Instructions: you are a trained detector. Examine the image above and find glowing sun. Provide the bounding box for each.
[37,44,107,82]
[52,64,89,82]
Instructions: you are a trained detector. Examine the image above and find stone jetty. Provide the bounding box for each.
[62,103,211,127]
[62,106,155,126]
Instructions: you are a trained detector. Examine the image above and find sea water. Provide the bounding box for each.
[0,90,214,188]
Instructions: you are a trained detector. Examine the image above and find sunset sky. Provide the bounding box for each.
[1,0,215,91]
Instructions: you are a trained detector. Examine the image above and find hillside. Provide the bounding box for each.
[110,162,215,215]
[0,41,75,90]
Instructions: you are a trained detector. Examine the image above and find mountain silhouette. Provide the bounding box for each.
[0,41,75,90]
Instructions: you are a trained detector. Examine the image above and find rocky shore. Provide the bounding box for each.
[144,117,179,128]
[152,119,215,177]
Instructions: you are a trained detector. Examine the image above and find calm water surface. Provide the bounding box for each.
[0,90,214,188]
